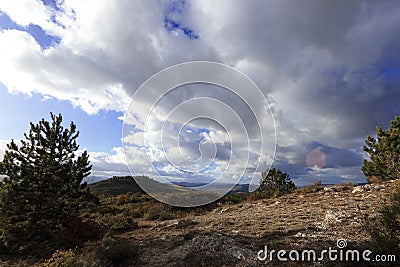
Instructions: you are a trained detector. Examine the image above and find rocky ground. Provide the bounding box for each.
[1,181,398,266]
[123,180,399,266]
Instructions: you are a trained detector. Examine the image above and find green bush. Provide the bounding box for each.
[363,116,400,181]
[223,192,247,204]
[256,168,296,199]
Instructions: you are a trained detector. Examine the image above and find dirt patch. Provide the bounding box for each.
[123,180,398,266]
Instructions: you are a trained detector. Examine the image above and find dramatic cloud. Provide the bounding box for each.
[1,0,399,184]
[0,0,217,115]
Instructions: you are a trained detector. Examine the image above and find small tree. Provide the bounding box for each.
[258,168,296,199]
[362,116,400,181]
[0,113,96,254]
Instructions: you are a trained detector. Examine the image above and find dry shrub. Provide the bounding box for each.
[365,185,400,257]
[63,216,106,247]
[297,180,323,194]
[247,191,265,201]
[223,192,247,204]
[95,237,138,266]
[142,201,176,220]
[40,249,78,267]
[367,176,381,184]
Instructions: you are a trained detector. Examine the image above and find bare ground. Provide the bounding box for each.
[123,180,399,266]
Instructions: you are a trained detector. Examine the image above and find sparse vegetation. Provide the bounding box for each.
[365,182,400,257]
[38,240,138,267]
[363,116,400,182]
[41,249,78,267]
[95,237,139,266]
[88,191,213,227]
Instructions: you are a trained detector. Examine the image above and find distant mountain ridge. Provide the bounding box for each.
[89,175,202,196]
[89,176,253,196]
[171,182,251,194]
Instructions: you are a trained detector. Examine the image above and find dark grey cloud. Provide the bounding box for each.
[274,142,365,184]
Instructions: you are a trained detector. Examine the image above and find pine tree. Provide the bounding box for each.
[362,116,400,181]
[0,113,96,254]
[258,168,296,199]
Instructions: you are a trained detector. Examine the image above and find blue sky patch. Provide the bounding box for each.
[27,24,61,49]
[0,11,60,49]
[41,0,61,11]
[0,84,123,152]
[163,0,199,40]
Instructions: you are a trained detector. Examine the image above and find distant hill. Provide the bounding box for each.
[88,176,146,196]
[171,182,251,194]
[88,176,220,205]
[176,183,251,194]
[88,176,250,206]
[90,176,252,197]
[89,175,192,196]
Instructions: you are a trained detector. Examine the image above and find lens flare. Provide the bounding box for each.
[306,149,326,169]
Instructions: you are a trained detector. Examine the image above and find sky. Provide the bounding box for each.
[0,0,400,186]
